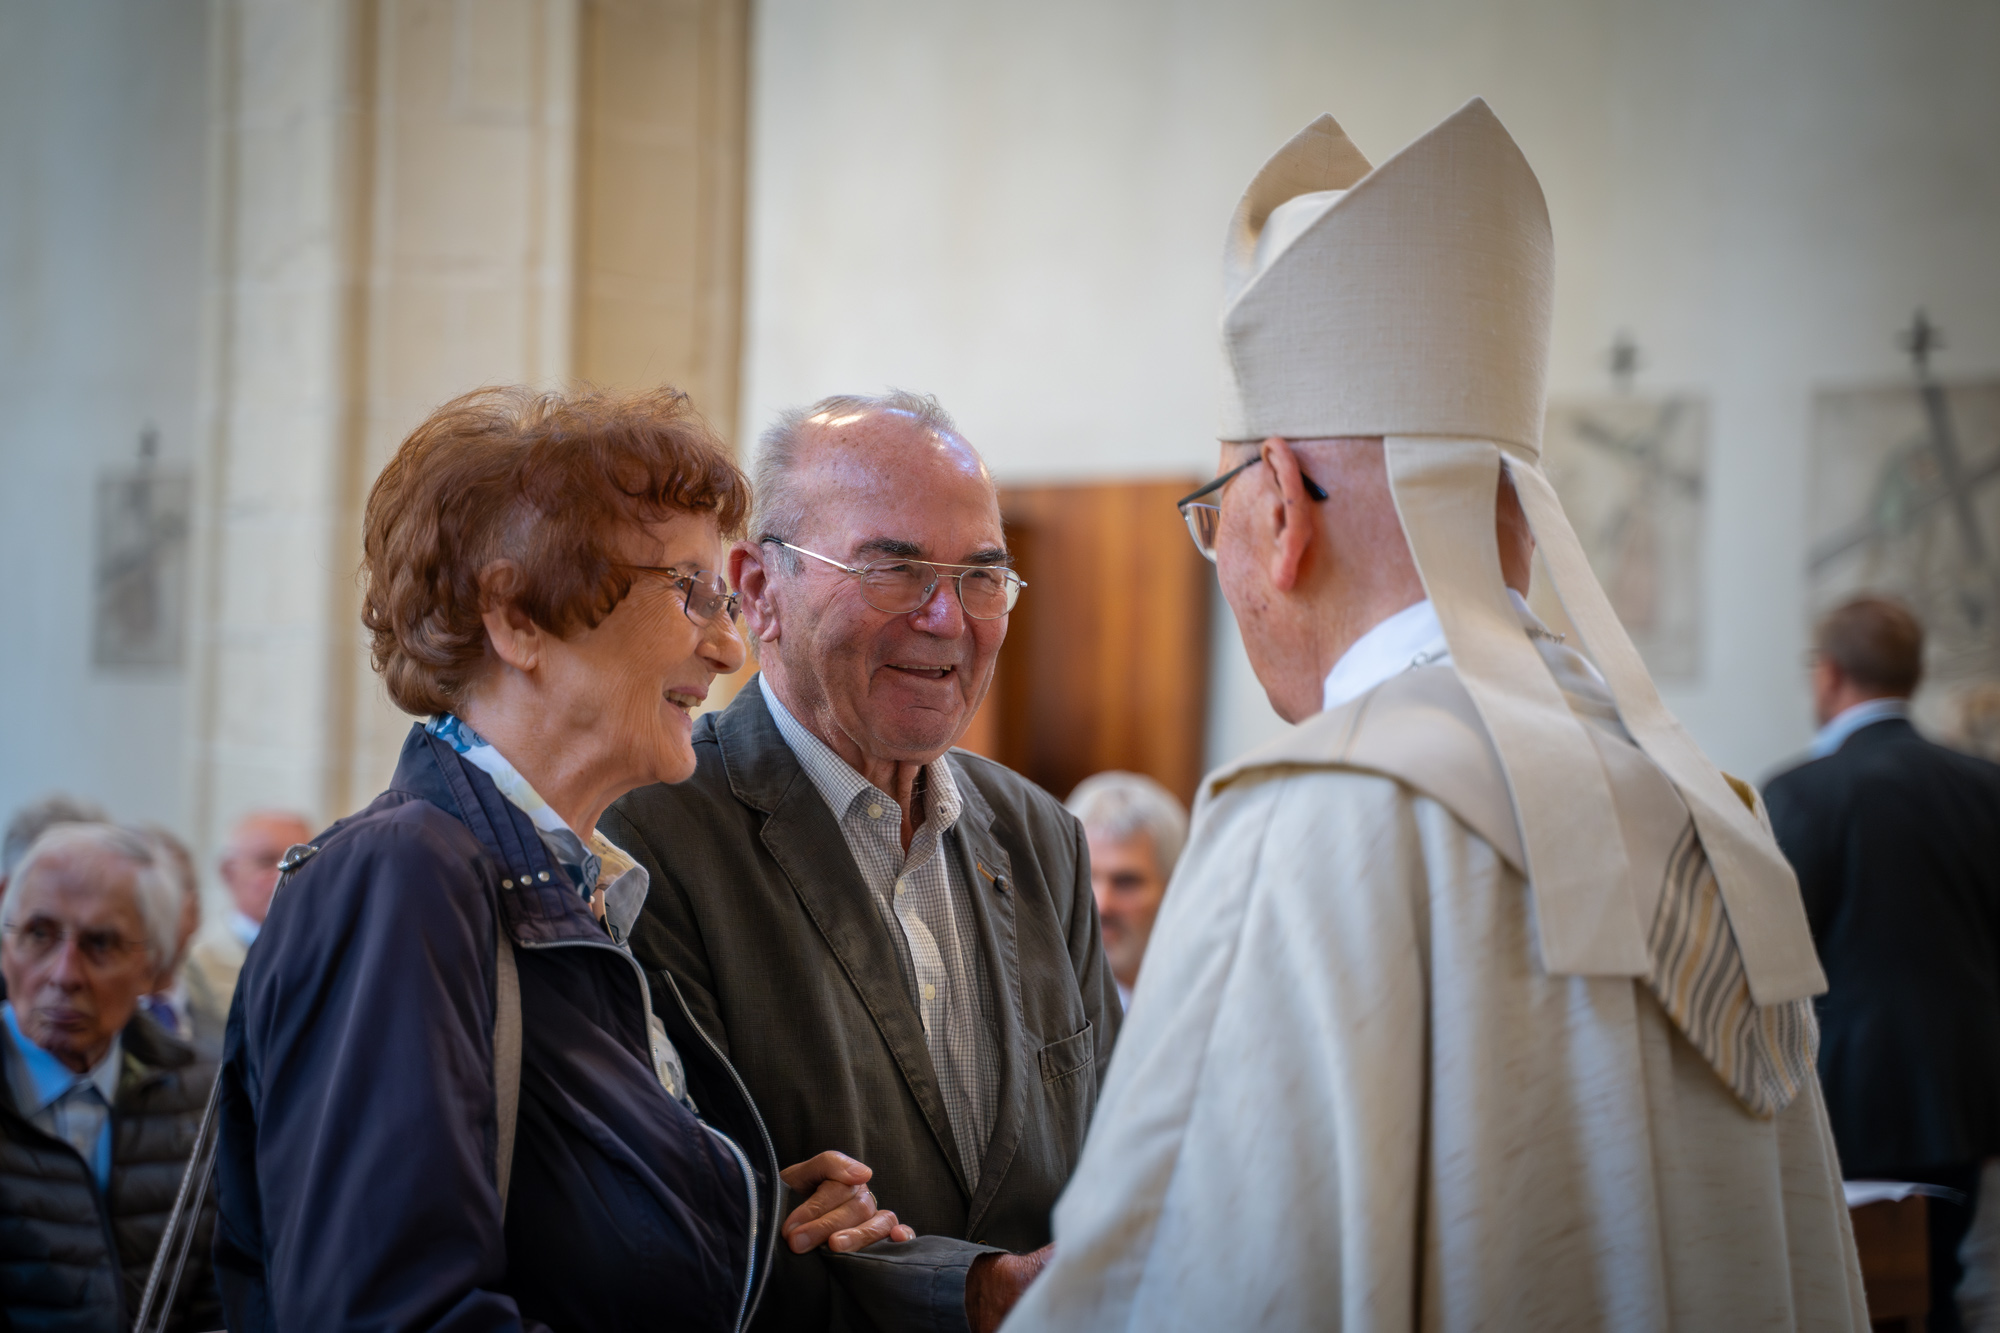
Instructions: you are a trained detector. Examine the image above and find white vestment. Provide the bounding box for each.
[1003,634,1867,1332]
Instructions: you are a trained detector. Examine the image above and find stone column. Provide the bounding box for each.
[191,0,747,864]
[193,0,760,871]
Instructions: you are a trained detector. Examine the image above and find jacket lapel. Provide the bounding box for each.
[715,683,973,1195]
[948,764,1027,1233]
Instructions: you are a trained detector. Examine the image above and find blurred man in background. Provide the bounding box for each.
[184,809,312,1047]
[138,826,203,1044]
[1065,772,1186,1010]
[0,823,219,1328]
[0,793,111,896]
[1765,596,2000,1331]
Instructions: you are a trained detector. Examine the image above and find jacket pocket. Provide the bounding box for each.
[1037,1021,1096,1085]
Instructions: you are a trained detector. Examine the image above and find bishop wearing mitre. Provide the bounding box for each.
[1003,100,1866,1331]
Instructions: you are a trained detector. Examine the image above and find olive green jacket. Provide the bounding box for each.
[603,680,1120,1333]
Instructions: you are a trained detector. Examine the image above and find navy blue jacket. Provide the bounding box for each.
[212,725,779,1331]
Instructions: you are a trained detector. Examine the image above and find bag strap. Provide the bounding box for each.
[493,923,522,1214]
[135,842,318,1333]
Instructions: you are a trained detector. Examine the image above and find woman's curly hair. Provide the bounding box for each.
[361,384,750,716]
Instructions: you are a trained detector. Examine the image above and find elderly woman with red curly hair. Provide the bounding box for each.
[210,387,909,1333]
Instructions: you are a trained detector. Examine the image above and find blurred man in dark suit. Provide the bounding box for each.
[1765,595,2000,1332]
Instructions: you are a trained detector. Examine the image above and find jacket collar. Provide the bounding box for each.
[715,675,1006,838]
[1809,696,1911,758]
[389,723,613,949]
[0,1008,195,1133]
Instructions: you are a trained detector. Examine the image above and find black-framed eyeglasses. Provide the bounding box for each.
[620,565,741,625]
[1175,457,1329,563]
[761,539,1026,620]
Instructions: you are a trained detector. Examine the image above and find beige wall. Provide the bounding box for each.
[740,0,2000,777]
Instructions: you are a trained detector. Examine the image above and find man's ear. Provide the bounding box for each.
[730,540,782,645]
[1258,437,1317,593]
[477,561,543,673]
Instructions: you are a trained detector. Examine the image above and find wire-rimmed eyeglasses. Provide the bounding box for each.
[1175,456,1330,562]
[619,565,741,625]
[4,918,146,971]
[762,539,1026,620]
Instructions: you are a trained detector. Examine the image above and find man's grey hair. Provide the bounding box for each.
[1,823,184,971]
[3,792,112,876]
[1066,771,1190,877]
[751,390,974,566]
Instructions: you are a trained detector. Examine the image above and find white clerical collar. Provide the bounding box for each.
[1809,696,1909,759]
[1323,590,1571,714]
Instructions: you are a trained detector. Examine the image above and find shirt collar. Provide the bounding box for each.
[424,713,648,945]
[1810,696,1909,758]
[1321,590,1596,715]
[759,675,964,834]
[2,1002,122,1117]
[1321,598,1452,713]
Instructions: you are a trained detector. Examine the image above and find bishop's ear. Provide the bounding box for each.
[1258,437,1317,592]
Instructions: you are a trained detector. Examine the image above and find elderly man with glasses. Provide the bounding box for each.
[605,391,1119,1333]
[1006,103,1862,1332]
[0,822,220,1330]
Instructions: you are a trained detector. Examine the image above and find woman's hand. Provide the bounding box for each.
[779,1150,917,1254]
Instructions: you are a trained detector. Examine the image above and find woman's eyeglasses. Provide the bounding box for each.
[620,566,740,625]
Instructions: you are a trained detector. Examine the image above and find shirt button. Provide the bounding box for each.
[895,878,907,896]
[923,983,936,1002]
[867,803,883,819]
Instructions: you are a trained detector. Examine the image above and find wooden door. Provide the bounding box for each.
[959,479,1210,806]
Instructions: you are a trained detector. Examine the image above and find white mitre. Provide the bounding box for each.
[1220,99,1824,1004]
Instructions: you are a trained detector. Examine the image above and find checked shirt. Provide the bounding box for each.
[760,676,999,1186]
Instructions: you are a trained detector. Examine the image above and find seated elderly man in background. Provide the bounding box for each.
[606,391,1120,1333]
[0,823,219,1330]
[1064,773,1187,1010]
[0,794,114,1007]
[1765,595,2000,1330]
[182,809,312,1048]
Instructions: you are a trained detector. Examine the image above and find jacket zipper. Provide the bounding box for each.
[517,934,768,1333]
[659,965,783,1327]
